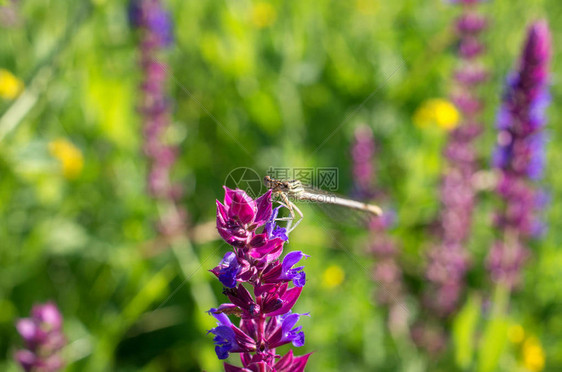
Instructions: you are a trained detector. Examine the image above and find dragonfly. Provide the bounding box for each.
[263,176,383,233]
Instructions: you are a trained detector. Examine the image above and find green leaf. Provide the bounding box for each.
[477,286,510,372]
[453,294,481,369]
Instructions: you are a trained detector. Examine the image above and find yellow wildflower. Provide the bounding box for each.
[48,139,84,179]
[434,100,460,130]
[251,2,276,29]
[522,336,545,372]
[0,68,24,99]
[413,98,460,131]
[508,324,525,344]
[322,265,345,288]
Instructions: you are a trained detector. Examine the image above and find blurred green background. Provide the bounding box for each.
[1,0,561,371]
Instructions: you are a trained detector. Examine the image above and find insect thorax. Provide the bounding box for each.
[286,180,305,195]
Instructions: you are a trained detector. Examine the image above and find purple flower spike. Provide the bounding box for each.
[15,302,65,372]
[422,0,490,323]
[350,125,405,316]
[209,187,310,370]
[130,0,186,237]
[487,21,551,290]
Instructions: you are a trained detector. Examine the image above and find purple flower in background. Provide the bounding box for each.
[209,187,311,371]
[487,21,551,290]
[129,0,185,238]
[451,92,483,116]
[351,125,376,200]
[459,37,485,58]
[350,126,406,334]
[454,66,488,85]
[423,0,489,318]
[15,302,65,372]
[493,23,551,178]
[486,241,529,288]
[129,0,173,47]
[367,221,404,308]
[411,324,446,355]
[455,13,487,34]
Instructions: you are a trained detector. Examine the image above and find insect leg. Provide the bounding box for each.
[273,200,294,221]
[279,193,296,232]
[286,202,304,234]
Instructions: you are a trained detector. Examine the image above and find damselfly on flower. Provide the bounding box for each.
[263,176,383,233]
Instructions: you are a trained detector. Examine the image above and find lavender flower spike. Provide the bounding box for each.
[487,20,551,290]
[15,302,66,372]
